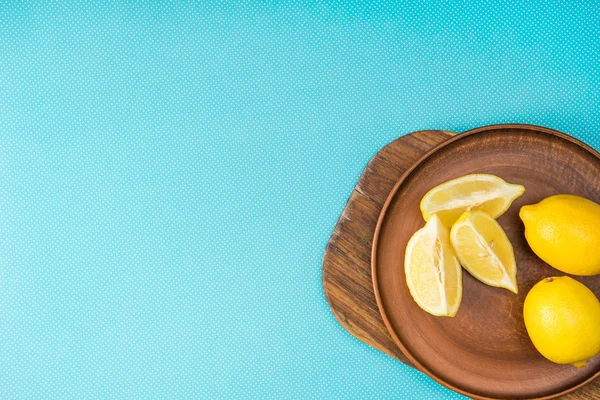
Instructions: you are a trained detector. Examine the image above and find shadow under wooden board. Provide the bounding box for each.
[321,128,600,400]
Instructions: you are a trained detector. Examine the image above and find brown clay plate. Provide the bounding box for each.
[372,125,600,400]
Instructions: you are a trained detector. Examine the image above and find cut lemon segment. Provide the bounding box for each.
[420,174,525,227]
[450,210,518,293]
[405,214,462,317]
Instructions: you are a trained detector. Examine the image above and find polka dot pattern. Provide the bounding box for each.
[0,1,597,398]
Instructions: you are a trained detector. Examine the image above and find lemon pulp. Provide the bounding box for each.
[450,210,517,293]
[420,174,524,227]
[405,215,463,316]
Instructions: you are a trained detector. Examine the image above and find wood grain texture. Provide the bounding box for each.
[322,130,453,366]
[322,127,600,400]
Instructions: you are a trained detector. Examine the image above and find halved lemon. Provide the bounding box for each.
[405,214,462,316]
[420,174,525,227]
[450,210,518,293]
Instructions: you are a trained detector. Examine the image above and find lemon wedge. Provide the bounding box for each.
[450,210,518,293]
[405,214,462,316]
[420,174,524,227]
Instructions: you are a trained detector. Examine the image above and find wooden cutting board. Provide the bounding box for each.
[321,130,599,400]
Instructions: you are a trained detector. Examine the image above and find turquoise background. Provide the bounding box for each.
[0,1,598,398]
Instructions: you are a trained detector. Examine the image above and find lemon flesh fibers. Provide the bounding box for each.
[524,276,600,367]
[520,194,600,276]
[450,210,518,293]
[420,174,524,227]
[405,215,463,317]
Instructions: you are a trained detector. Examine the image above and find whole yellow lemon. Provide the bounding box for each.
[520,194,600,275]
[523,276,600,367]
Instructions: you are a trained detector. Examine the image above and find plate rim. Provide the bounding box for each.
[371,123,600,400]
